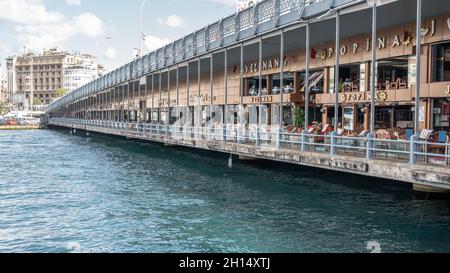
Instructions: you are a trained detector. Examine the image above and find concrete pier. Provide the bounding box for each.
[413,184,450,195]
[238,155,259,161]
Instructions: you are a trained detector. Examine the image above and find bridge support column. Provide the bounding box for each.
[239,155,257,161]
[164,143,178,147]
[413,184,450,195]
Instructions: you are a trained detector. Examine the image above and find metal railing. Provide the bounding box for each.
[49,118,450,167]
[46,0,361,114]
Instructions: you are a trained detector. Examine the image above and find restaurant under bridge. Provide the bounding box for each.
[45,0,450,194]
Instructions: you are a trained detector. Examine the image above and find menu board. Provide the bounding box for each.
[343,107,354,131]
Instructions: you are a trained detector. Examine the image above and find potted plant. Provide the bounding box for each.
[294,106,305,129]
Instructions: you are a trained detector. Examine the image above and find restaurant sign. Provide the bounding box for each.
[189,94,217,103]
[234,57,288,74]
[311,17,450,61]
[340,91,387,103]
[312,31,414,61]
[250,96,274,103]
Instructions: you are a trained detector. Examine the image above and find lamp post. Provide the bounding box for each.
[95,36,113,62]
[140,0,148,57]
[24,54,34,113]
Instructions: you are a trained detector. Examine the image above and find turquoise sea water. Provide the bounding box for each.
[1,129,450,253]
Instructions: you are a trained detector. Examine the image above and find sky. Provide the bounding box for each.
[0,0,236,73]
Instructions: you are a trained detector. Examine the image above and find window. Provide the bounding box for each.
[433,98,450,130]
[375,107,392,129]
[377,58,409,90]
[300,69,324,94]
[282,106,292,125]
[246,77,267,96]
[271,73,294,95]
[432,42,450,82]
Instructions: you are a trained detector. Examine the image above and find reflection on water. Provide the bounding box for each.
[0,129,450,253]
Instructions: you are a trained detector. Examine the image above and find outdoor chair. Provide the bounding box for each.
[419,129,433,141]
[399,80,407,89]
[389,79,400,90]
[438,131,447,143]
[405,129,414,140]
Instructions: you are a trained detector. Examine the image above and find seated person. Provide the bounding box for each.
[321,124,330,134]
[344,78,351,87]
[249,85,258,96]
[261,87,268,95]
[283,83,294,94]
[272,86,280,95]
[358,129,369,137]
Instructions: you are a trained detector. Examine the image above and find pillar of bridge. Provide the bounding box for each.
[413,184,450,195]
[239,155,258,161]
[164,143,178,147]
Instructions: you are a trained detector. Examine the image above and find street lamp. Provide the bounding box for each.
[140,0,148,57]
[23,54,34,112]
[95,36,113,62]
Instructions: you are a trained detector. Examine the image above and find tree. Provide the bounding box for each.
[0,101,10,115]
[294,106,305,129]
[33,97,42,106]
[56,88,67,98]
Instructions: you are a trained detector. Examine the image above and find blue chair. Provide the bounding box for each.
[438,131,447,143]
[406,129,414,140]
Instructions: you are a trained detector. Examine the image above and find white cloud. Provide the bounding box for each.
[0,0,104,53]
[66,0,81,5]
[105,46,117,59]
[73,13,104,38]
[157,14,183,28]
[211,0,236,7]
[0,0,64,25]
[144,35,172,51]
[0,43,12,54]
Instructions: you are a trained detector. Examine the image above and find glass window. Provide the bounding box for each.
[377,58,408,90]
[246,77,267,96]
[408,56,416,87]
[360,63,366,91]
[433,98,450,130]
[432,42,450,82]
[328,67,335,94]
[282,106,292,125]
[375,107,392,129]
[299,69,324,94]
[271,72,294,95]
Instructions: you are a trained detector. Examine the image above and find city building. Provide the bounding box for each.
[63,53,98,93]
[0,72,7,103]
[9,48,65,107]
[5,56,16,104]
[6,48,103,108]
[237,0,257,11]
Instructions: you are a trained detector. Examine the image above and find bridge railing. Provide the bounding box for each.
[48,118,450,168]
